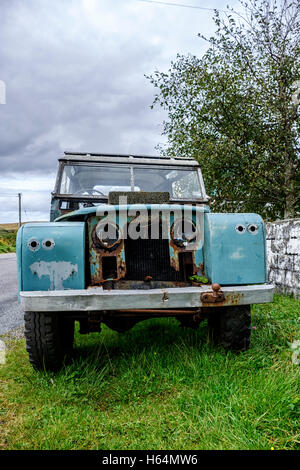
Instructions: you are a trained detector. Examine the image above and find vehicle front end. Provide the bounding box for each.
[17,153,274,370]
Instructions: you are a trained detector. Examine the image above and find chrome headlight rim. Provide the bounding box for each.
[171,219,197,247]
[94,220,121,250]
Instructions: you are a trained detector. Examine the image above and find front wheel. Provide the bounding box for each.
[207,305,251,351]
[24,312,74,371]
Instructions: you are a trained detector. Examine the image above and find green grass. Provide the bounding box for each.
[0,230,17,253]
[0,295,299,450]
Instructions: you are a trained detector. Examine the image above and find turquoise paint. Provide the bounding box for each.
[20,203,267,292]
[55,204,209,222]
[18,222,85,294]
[203,213,266,285]
[16,225,24,300]
[194,248,203,270]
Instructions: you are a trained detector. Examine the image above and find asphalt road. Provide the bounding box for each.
[0,253,24,335]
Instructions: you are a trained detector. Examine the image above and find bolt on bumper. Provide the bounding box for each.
[20,284,274,312]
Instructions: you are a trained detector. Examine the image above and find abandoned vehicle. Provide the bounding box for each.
[17,152,274,370]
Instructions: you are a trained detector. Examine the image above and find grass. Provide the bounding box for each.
[0,229,17,253]
[0,294,299,450]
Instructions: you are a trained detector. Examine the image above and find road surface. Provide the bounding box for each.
[0,253,24,335]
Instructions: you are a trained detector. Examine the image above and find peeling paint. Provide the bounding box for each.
[30,261,78,290]
[230,248,245,260]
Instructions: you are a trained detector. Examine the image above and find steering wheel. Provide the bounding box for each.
[73,188,106,197]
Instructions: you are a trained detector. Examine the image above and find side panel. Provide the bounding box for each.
[19,222,85,293]
[204,213,267,285]
[16,225,24,296]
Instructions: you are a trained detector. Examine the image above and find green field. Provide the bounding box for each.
[0,295,299,450]
[0,229,17,254]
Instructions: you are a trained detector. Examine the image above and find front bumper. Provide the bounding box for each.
[20,284,274,312]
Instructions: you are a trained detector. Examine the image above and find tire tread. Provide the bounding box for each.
[24,312,74,371]
[208,305,251,351]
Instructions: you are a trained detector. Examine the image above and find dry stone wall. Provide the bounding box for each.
[266,219,300,298]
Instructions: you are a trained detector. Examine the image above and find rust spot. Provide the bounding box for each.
[226,293,243,305]
[212,283,221,292]
[89,217,127,284]
[201,283,225,303]
[169,221,204,277]
[197,263,205,276]
[116,280,189,289]
[60,209,74,216]
[91,222,122,252]
[169,254,180,272]
[201,291,225,303]
[201,291,243,307]
[89,211,204,286]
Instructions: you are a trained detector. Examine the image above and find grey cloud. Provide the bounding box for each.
[0,0,222,221]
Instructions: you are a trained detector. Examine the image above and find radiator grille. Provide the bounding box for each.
[124,237,184,281]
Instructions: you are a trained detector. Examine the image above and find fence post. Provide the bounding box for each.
[18,193,22,228]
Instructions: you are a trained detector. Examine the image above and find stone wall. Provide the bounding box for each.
[266,218,300,298]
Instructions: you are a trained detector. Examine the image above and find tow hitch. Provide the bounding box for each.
[201,283,225,303]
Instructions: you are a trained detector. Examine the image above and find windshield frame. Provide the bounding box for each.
[53,160,209,203]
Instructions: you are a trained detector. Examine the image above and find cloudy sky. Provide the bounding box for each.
[0,0,238,223]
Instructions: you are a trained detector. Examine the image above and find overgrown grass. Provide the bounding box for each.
[0,295,299,450]
[0,230,17,253]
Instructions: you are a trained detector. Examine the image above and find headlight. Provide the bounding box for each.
[171,219,197,247]
[95,221,121,249]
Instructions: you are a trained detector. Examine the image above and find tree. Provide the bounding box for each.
[148,0,300,220]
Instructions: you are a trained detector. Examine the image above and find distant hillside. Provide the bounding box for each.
[0,223,20,231]
[0,222,47,231]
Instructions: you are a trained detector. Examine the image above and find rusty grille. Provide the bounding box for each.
[124,237,184,281]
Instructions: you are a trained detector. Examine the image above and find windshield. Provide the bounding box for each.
[59,164,203,200]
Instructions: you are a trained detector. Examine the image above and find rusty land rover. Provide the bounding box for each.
[17,152,274,370]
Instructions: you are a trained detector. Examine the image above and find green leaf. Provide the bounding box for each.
[189,275,209,284]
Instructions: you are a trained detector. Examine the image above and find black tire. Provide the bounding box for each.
[24,312,74,371]
[208,305,251,351]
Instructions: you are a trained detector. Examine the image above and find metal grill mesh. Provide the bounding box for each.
[124,237,183,281]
